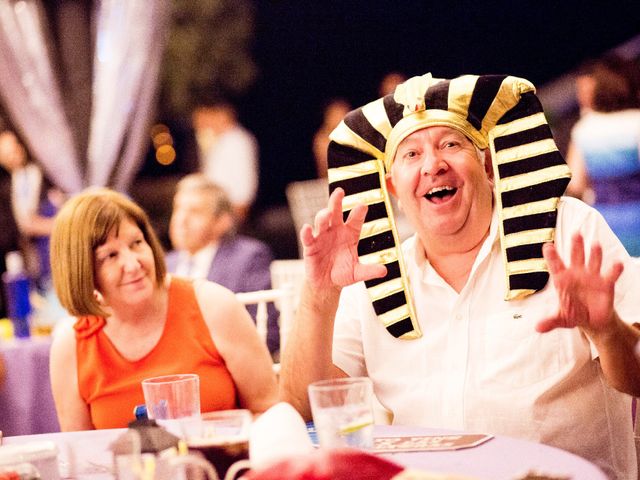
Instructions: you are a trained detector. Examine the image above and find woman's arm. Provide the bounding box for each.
[194,281,278,413]
[49,322,94,431]
[565,141,590,199]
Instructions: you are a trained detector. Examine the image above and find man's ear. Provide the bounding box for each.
[385,172,397,198]
[212,211,235,238]
[483,150,494,182]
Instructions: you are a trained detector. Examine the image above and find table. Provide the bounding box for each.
[0,337,60,436]
[3,425,606,479]
[375,425,607,479]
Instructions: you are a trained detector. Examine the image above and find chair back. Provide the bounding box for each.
[235,287,296,363]
[285,179,328,257]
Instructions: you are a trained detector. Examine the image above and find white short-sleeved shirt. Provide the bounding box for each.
[333,197,639,479]
[202,126,258,207]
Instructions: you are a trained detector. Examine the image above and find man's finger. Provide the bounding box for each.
[535,315,560,333]
[587,243,602,274]
[328,187,345,226]
[542,242,564,276]
[300,224,314,247]
[346,203,368,230]
[314,207,332,235]
[604,262,624,285]
[354,263,387,283]
[570,233,585,267]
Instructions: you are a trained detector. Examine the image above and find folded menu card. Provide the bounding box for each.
[374,434,494,453]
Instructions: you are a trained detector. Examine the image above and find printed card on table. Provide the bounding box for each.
[374,434,493,453]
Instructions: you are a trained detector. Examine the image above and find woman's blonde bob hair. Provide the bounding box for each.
[51,187,166,317]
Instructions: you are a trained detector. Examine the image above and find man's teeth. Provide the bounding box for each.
[427,186,454,195]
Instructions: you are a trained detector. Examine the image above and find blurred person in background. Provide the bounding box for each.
[566,54,640,256]
[166,174,280,356]
[192,102,258,223]
[574,60,597,116]
[0,158,19,319]
[49,188,277,431]
[312,98,351,179]
[0,130,64,292]
[378,71,406,97]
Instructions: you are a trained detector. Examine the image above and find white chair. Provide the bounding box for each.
[285,178,328,257]
[236,287,296,371]
[270,259,305,347]
[270,256,304,290]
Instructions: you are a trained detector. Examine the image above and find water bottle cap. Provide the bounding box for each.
[5,251,24,275]
[133,404,148,420]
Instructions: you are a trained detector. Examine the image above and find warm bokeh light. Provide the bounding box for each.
[155,144,176,165]
[150,123,175,166]
[150,123,169,138]
[152,131,173,149]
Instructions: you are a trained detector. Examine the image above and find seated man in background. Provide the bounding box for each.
[167,174,279,356]
[280,73,640,479]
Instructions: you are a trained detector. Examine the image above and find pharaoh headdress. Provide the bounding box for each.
[327,73,571,340]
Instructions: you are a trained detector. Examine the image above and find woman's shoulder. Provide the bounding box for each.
[191,278,246,330]
[192,278,237,305]
[71,315,106,339]
[50,317,78,362]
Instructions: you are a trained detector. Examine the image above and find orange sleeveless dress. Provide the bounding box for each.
[75,277,238,429]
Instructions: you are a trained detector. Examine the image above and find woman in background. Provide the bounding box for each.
[49,188,277,430]
[566,54,640,256]
[0,130,64,291]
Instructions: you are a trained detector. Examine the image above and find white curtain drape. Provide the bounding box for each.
[0,0,83,192]
[89,0,170,191]
[0,0,171,193]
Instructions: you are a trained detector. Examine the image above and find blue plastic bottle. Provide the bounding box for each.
[2,251,32,338]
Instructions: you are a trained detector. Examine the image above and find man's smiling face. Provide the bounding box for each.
[388,126,494,243]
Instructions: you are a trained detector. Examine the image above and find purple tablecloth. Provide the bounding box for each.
[4,425,607,479]
[0,337,60,436]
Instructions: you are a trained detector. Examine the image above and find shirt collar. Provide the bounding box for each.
[178,242,219,278]
[413,205,500,280]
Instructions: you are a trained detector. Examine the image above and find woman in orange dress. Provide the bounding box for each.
[49,188,277,430]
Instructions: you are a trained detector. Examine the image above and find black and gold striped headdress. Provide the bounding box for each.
[327,73,571,340]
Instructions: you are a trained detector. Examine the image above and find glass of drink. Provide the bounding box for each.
[181,409,252,479]
[308,377,374,450]
[141,374,201,435]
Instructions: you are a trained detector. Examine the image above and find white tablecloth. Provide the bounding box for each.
[4,425,607,479]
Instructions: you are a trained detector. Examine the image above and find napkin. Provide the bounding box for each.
[249,402,314,470]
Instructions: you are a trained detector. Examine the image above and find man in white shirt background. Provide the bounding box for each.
[192,102,259,224]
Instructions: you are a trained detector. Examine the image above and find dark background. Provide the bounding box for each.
[232,1,640,208]
[135,1,640,257]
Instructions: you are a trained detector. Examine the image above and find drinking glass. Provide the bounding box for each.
[180,409,252,480]
[141,374,200,435]
[308,377,374,450]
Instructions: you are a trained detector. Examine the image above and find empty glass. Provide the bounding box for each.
[141,374,201,436]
